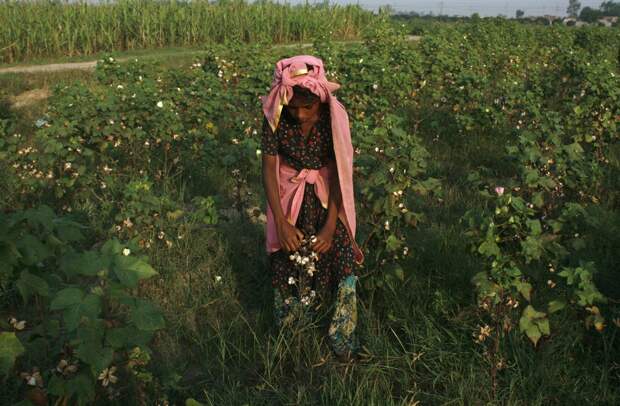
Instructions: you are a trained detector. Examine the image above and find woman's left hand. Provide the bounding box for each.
[312,225,335,254]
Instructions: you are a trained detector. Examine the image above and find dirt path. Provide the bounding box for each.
[0,36,421,75]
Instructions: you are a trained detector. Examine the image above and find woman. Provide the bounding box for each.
[260,55,364,361]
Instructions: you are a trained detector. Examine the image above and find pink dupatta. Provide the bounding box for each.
[260,55,364,264]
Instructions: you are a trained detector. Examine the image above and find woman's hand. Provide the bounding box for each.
[276,219,305,253]
[312,224,335,254]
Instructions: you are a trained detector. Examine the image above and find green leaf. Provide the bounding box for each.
[532,192,544,208]
[385,234,402,252]
[478,240,500,258]
[15,234,52,265]
[538,318,550,336]
[101,239,122,256]
[55,219,86,242]
[76,342,113,373]
[106,327,153,349]
[47,374,67,396]
[521,236,543,262]
[526,219,542,236]
[50,288,84,310]
[186,399,206,406]
[525,324,542,346]
[60,251,104,277]
[62,294,102,331]
[25,205,55,232]
[523,304,546,320]
[548,300,566,313]
[16,270,49,302]
[66,372,95,406]
[0,332,25,376]
[113,256,158,288]
[131,300,165,331]
[517,281,532,302]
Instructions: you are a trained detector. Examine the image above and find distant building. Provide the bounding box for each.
[562,17,576,25]
[543,15,561,25]
[562,17,589,27]
[597,16,619,27]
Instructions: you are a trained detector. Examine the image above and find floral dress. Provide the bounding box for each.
[261,104,359,357]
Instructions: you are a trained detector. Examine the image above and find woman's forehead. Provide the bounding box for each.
[288,97,318,108]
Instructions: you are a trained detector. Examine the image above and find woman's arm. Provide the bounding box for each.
[325,158,342,231]
[262,154,305,252]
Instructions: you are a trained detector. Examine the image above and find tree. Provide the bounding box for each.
[600,1,620,16]
[516,9,525,19]
[579,6,603,22]
[567,0,581,18]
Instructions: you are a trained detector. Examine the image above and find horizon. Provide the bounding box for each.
[286,1,607,17]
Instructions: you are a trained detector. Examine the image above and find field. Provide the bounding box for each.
[1,3,619,405]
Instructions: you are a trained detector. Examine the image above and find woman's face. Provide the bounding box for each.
[286,96,320,125]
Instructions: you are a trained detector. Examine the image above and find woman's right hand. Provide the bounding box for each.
[276,219,305,252]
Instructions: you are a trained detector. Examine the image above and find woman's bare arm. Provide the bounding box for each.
[325,158,342,231]
[262,154,305,252]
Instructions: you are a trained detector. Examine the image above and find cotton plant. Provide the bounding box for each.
[285,234,320,309]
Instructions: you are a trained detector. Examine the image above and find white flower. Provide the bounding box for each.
[256,149,262,157]
[372,83,379,90]
[358,58,364,63]
[375,147,379,152]
[288,277,295,285]
[116,85,123,89]
[64,162,72,170]
[156,101,164,108]
[9,317,26,331]
[98,366,118,387]
[384,220,390,230]
[215,275,222,283]
[122,248,131,256]
[389,167,395,173]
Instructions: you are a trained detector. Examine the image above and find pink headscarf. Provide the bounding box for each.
[261,55,364,264]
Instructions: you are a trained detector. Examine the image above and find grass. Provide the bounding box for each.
[132,135,618,404]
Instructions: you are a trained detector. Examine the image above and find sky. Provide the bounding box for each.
[287,1,606,17]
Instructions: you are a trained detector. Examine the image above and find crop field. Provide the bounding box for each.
[0,5,619,406]
[0,0,373,64]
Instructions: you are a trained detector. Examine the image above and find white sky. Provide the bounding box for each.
[287,1,605,17]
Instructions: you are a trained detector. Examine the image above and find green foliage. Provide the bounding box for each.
[0,206,164,404]
[1,17,619,405]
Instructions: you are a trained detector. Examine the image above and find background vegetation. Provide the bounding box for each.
[0,8,619,406]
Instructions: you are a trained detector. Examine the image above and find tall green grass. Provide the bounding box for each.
[0,0,374,64]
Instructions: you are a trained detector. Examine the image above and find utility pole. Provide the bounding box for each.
[439,1,444,16]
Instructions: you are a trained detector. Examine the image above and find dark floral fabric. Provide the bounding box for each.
[262,103,359,357]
